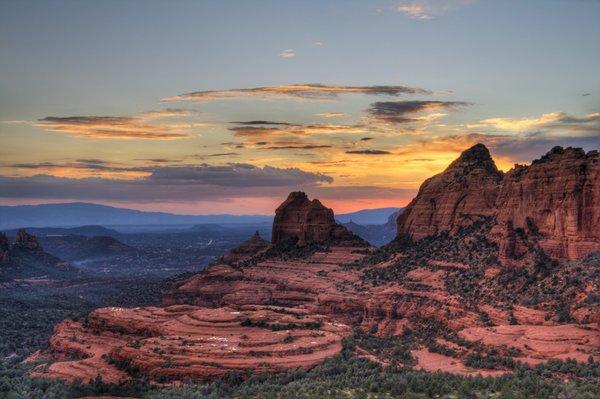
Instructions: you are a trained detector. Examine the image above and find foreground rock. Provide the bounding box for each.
[29,305,349,384]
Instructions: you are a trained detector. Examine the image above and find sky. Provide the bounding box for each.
[1,0,599,215]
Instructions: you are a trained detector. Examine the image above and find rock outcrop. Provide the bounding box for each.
[0,229,73,279]
[12,229,44,253]
[28,305,349,384]
[397,144,600,261]
[397,144,502,240]
[0,233,9,263]
[492,147,600,260]
[272,192,360,246]
[220,231,271,265]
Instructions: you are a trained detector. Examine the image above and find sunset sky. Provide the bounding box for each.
[1,0,599,214]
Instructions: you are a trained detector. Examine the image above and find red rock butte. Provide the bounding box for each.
[29,144,600,384]
[398,144,600,262]
[272,191,361,246]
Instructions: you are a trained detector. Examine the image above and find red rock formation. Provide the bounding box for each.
[13,229,44,253]
[397,144,600,261]
[28,305,349,384]
[492,147,600,260]
[397,144,502,240]
[220,231,270,265]
[272,192,360,246]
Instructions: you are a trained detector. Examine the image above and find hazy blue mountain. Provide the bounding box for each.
[0,202,273,229]
[336,207,403,225]
[3,225,120,238]
[0,202,404,231]
[343,209,403,246]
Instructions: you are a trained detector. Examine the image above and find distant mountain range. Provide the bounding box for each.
[0,203,273,230]
[335,207,403,225]
[0,202,402,230]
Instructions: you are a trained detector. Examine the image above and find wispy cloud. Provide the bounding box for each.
[346,149,391,155]
[317,112,345,118]
[367,100,469,124]
[163,84,431,102]
[33,109,198,140]
[396,1,476,20]
[279,49,295,58]
[468,111,600,135]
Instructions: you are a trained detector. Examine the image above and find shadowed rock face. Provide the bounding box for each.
[13,229,44,252]
[397,144,600,261]
[492,147,600,261]
[221,231,271,265]
[0,233,9,263]
[397,144,502,240]
[272,191,359,246]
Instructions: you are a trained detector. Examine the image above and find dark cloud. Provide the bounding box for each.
[360,137,374,141]
[367,100,470,123]
[229,126,282,138]
[207,152,240,157]
[346,149,391,155]
[0,164,334,203]
[10,160,122,172]
[231,120,299,126]
[164,84,431,102]
[263,145,332,150]
[135,158,181,163]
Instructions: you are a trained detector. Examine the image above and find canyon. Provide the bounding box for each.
[29,144,599,384]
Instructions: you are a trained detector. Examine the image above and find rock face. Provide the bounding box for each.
[0,229,73,280]
[492,147,600,260]
[28,304,348,384]
[398,144,600,261]
[272,192,358,246]
[397,144,502,241]
[0,233,9,263]
[220,231,271,265]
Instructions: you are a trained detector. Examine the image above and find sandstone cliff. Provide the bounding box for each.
[492,146,600,260]
[396,144,502,240]
[397,144,600,261]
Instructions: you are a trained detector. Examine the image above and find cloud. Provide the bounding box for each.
[34,113,195,140]
[231,120,300,126]
[163,84,431,102]
[314,41,324,46]
[279,49,295,58]
[228,123,365,144]
[0,163,335,203]
[468,111,600,135]
[317,112,345,118]
[360,137,374,141]
[367,100,469,124]
[397,2,433,19]
[263,144,333,150]
[396,1,476,20]
[207,152,240,157]
[346,149,391,155]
